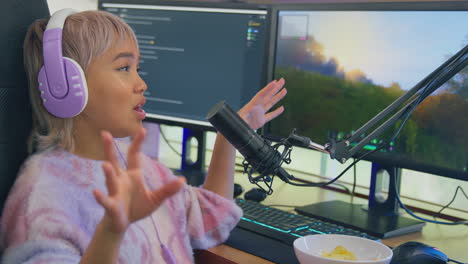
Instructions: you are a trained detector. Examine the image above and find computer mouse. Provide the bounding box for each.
[390,241,448,264]
[244,188,267,202]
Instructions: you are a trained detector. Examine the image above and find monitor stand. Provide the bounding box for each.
[179,128,207,186]
[295,163,425,238]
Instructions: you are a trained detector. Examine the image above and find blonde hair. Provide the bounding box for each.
[24,10,137,153]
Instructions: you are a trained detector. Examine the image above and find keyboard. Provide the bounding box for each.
[225,199,380,264]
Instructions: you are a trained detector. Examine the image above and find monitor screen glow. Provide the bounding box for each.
[267,7,468,179]
[100,1,270,129]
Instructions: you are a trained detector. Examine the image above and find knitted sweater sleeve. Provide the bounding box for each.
[0,155,96,264]
[149,161,242,250]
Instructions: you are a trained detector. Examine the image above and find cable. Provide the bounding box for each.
[292,46,468,222]
[384,44,467,147]
[433,186,468,219]
[159,126,183,157]
[383,48,468,226]
[351,158,357,204]
[448,258,466,264]
[393,173,468,225]
[113,141,177,264]
[338,53,468,225]
[284,145,382,187]
[279,77,408,188]
[160,126,247,169]
[241,46,468,192]
[265,204,297,208]
[388,93,467,226]
[332,183,352,195]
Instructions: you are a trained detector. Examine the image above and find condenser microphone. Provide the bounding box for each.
[206,101,292,184]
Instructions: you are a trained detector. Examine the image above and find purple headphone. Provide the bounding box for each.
[38,8,88,118]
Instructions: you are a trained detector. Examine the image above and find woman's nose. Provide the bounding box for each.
[135,75,147,94]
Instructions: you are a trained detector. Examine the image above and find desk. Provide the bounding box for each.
[203,222,468,263]
[200,181,468,264]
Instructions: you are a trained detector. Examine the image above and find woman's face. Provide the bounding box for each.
[81,38,147,138]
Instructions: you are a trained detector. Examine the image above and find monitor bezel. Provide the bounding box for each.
[264,1,468,181]
[98,0,273,132]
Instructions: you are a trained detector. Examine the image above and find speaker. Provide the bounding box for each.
[244,188,267,202]
[233,183,244,198]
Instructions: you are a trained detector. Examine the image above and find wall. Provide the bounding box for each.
[46,0,468,220]
[47,0,96,12]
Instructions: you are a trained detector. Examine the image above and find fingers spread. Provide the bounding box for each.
[127,127,146,170]
[270,78,285,97]
[93,189,128,232]
[102,161,119,195]
[93,189,114,210]
[265,87,287,111]
[253,80,277,101]
[263,78,285,99]
[149,177,186,206]
[265,106,285,123]
[101,131,120,171]
[256,78,286,107]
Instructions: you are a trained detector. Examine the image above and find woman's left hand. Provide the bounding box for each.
[238,78,287,130]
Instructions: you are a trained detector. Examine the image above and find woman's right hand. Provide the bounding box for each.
[93,127,186,234]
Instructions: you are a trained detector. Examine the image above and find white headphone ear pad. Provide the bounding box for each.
[64,57,88,109]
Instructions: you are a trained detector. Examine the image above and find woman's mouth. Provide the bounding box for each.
[133,104,146,120]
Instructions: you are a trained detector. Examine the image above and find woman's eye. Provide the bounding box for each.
[118,66,130,72]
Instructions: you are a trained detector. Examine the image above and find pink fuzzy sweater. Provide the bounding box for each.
[0,141,242,263]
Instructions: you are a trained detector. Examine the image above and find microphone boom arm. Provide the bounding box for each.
[327,44,468,163]
[206,44,467,194]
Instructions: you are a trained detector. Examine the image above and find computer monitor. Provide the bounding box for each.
[98,0,271,184]
[99,0,270,129]
[265,2,468,237]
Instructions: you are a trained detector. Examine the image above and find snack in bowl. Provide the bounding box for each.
[321,245,358,260]
[293,234,393,264]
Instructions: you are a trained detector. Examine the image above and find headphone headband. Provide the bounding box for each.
[46,8,76,30]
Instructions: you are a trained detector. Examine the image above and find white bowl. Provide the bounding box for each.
[293,234,393,264]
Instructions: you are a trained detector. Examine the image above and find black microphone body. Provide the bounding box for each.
[206,101,291,182]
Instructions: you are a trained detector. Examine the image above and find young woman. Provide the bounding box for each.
[0,9,286,264]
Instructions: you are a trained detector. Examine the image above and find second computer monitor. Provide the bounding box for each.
[266,2,468,180]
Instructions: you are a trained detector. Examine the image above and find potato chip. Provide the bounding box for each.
[321,246,358,261]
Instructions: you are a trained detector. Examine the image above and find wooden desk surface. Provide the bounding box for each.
[205,181,468,264]
[207,222,468,264]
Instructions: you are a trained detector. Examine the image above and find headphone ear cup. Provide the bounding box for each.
[38,57,88,118]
